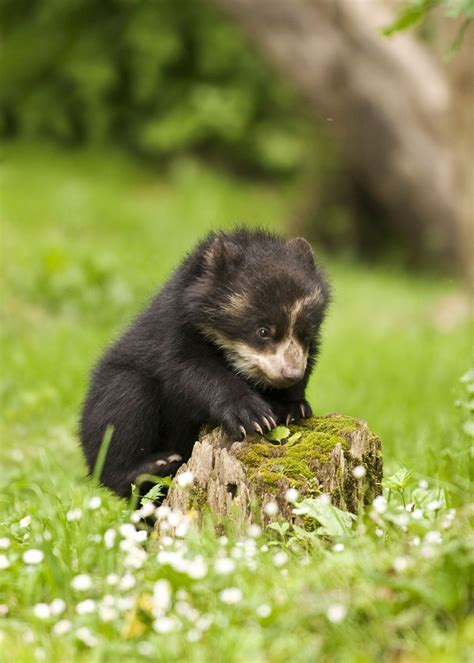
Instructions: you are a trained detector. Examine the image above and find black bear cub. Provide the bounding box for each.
[80,229,330,497]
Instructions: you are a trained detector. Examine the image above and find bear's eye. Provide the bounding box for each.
[257,327,271,339]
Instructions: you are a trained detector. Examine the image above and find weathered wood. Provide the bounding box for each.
[164,414,383,524]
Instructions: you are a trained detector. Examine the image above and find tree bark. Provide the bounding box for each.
[164,414,383,525]
[212,0,463,269]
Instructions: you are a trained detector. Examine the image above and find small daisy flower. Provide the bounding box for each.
[333,543,345,552]
[285,488,299,502]
[119,573,136,591]
[19,516,31,528]
[263,501,278,516]
[393,556,411,573]
[103,529,116,549]
[418,479,429,489]
[176,471,194,488]
[66,508,82,522]
[326,603,347,623]
[256,604,271,618]
[87,496,102,511]
[318,494,332,505]
[352,465,366,479]
[0,538,10,550]
[248,524,261,538]
[106,573,120,586]
[76,599,96,615]
[425,531,442,545]
[273,551,288,567]
[187,556,208,579]
[23,549,44,565]
[33,603,51,619]
[70,574,92,591]
[427,500,442,512]
[153,616,177,633]
[0,555,10,570]
[372,496,387,514]
[76,627,98,647]
[219,587,242,605]
[99,605,118,622]
[52,620,72,636]
[50,599,66,616]
[214,557,236,575]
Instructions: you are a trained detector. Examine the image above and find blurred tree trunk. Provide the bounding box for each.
[213,0,464,270]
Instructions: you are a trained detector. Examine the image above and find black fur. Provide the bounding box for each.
[80,229,330,497]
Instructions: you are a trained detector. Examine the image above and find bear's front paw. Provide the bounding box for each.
[219,396,277,441]
[272,399,313,426]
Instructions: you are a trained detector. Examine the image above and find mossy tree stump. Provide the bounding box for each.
[164,414,383,524]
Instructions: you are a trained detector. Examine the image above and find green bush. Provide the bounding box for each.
[0,0,309,174]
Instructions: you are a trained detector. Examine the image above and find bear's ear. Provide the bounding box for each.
[287,237,314,267]
[204,236,244,276]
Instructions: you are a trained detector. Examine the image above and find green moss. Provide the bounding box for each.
[236,414,358,494]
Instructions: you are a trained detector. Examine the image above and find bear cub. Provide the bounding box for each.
[80,229,330,497]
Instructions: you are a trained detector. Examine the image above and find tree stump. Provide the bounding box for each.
[164,414,383,524]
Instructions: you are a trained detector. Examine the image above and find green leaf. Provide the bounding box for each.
[382,468,413,491]
[293,498,356,537]
[265,426,290,442]
[287,432,302,446]
[383,0,438,36]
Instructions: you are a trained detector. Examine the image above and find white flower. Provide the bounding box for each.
[155,505,171,521]
[187,556,208,579]
[103,529,116,549]
[248,524,261,538]
[119,573,136,591]
[70,574,92,591]
[418,479,429,489]
[421,545,435,558]
[119,524,137,539]
[138,503,156,518]
[372,496,387,514]
[256,604,271,618]
[99,605,118,622]
[0,555,10,570]
[176,471,194,488]
[0,538,10,550]
[87,496,102,510]
[393,556,411,573]
[263,501,278,516]
[124,547,147,570]
[411,509,423,521]
[50,599,66,616]
[76,627,97,647]
[375,528,384,537]
[153,616,177,633]
[214,557,236,575]
[186,629,201,642]
[106,573,119,586]
[352,465,366,479]
[66,508,82,522]
[273,551,288,567]
[425,530,442,545]
[393,513,410,528]
[326,603,347,623]
[427,500,442,512]
[333,543,345,552]
[52,619,72,636]
[137,642,155,656]
[0,604,9,617]
[33,603,51,619]
[219,588,242,605]
[76,599,97,615]
[285,488,299,502]
[410,536,421,547]
[19,516,31,528]
[23,549,44,565]
[151,578,172,616]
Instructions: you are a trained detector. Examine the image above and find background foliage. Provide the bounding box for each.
[0,0,310,175]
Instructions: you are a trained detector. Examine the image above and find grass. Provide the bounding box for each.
[0,143,473,662]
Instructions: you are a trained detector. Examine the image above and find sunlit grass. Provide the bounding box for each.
[0,144,472,662]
